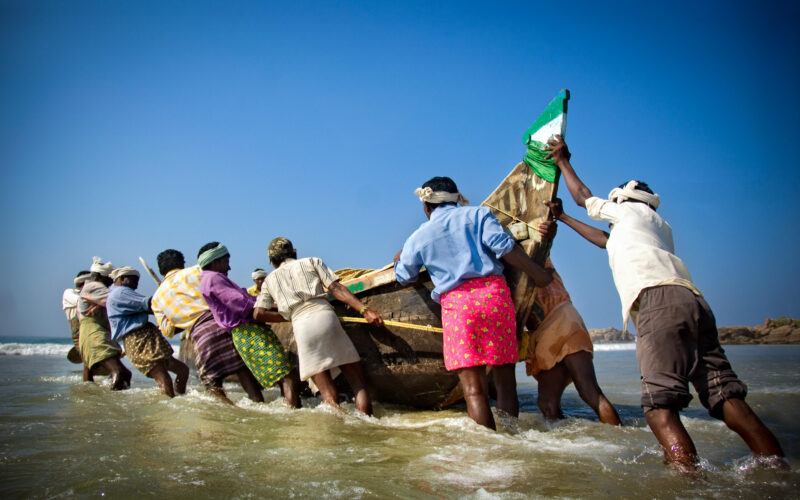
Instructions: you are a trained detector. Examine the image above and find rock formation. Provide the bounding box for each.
[589,318,800,345]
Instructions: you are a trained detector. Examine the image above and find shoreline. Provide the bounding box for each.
[589,324,800,345]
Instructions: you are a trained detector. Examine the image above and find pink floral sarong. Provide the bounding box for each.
[440,275,517,370]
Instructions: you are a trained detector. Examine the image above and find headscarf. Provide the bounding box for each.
[251,269,267,280]
[90,257,115,277]
[268,237,294,259]
[608,180,660,210]
[110,266,140,280]
[73,272,92,288]
[413,186,469,206]
[197,243,229,268]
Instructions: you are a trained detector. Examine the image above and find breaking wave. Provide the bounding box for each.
[0,342,72,357]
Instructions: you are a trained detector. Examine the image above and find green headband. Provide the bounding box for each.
[197,244,229,268]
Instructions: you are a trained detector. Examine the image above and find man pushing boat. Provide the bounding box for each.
[394,176,554,430]
[106,266,189,397]
[198,242,300,407]
[545,135,785,470]
[150,248,263,404]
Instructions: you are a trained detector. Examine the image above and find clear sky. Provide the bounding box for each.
[1,1,798,338]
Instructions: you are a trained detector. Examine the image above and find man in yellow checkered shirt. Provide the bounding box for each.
[151,249,209,339]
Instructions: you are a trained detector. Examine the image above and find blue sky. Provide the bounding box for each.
[1,1,798,338]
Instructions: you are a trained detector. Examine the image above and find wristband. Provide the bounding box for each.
[359,305,369,315]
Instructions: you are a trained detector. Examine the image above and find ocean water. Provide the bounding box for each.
[0,337,798,499]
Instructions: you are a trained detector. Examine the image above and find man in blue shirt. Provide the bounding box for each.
[395,176,553,430]
[107,267,189,397]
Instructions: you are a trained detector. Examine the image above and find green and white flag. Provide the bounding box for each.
[522,89,570,183]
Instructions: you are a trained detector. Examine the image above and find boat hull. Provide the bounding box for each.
[271,272,463,409]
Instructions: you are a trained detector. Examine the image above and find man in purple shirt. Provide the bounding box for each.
[199,241,300,407]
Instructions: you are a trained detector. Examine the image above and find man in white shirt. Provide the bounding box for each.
[544,135,784,470]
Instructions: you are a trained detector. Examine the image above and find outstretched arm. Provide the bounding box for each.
[328,281,384,327]
[545,135,593,208]
[545,198,608,249]
[252,307,287,323]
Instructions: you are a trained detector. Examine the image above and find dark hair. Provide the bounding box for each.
[89,272,113,287]
[618,180,654,194]
[253,268,265,272]
[76,270,90,277]
[157,249,185,275]
[422,176,459,210]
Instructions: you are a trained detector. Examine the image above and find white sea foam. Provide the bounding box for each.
[40,375,83,383]
[408,447,522,490]
[594,343,636,351]
[0,343,71,356]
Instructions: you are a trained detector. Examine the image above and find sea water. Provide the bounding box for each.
[0,337,797,498]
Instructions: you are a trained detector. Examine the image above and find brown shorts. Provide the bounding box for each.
[123,323,175,377]
[635,285,747,419]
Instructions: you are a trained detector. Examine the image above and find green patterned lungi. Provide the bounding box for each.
[231,323,292,389]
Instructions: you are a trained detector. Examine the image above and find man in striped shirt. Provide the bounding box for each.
[255,237,383,414]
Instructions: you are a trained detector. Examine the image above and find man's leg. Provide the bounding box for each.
[535,362,570,419]
[206,380,234,405]
[564,351,621,425]
[168,357,189,394]
[83,365,93,382]
[147,361,176,398]
[458,366,495,430]
[279,368,302,408]
[101,356,130,390]
[721,398,785,459]
[311,370,340,408]
[236,367,264,403]
[692,297,785,464]
[340,361,373,415]
[491,363,518,417]
[645,408,698,470]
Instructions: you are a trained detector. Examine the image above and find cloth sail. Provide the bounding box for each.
[522,89,570,183]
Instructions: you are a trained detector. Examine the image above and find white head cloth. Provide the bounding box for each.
[251,270,267,280]
[73,272,91,288]
[413,187,469,206]
[90,257,115,277]
[608,181,660,210]
[110,266,140,280]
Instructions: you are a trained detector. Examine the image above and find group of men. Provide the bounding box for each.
[59,134,786,470]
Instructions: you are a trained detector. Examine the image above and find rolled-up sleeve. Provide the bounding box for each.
[479,208,515,258]
[312,258,339,288]
[585,196,621,223]
[255,283,275,310]
[394,238,423,286]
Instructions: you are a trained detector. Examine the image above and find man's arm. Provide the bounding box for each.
[328,281,384,327]
[545,135,593,208]
[501,246,554,287]
[252,307,288,323]
[544,198,609,249]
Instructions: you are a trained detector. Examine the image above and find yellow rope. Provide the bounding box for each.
[339,316,443,333]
